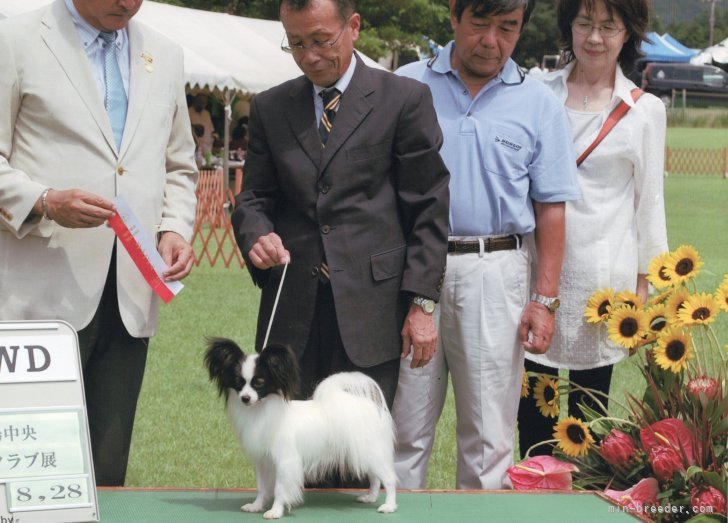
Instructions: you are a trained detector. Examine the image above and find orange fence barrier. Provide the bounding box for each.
[665,147,727,178]
[191,168,245,268]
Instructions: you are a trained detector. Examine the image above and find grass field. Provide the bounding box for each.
[125,127,728,489]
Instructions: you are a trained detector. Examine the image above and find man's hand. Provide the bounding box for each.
[401,305,438,368]
[158,231,194,281]
[38,189,115,228]
[519,301,555,354]
[248,232,290,269]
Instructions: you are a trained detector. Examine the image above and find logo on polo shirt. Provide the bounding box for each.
[495,135,522,152]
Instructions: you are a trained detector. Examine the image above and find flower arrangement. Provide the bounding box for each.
[510,246,727,522]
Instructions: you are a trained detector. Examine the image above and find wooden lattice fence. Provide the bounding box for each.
[665,147,727,178]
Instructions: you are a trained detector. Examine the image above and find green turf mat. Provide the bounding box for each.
[96,489,642,522]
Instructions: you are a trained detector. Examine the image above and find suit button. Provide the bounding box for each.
[311,266,319,277]
[321,225,330,234]
[320,184,330,194]
[116,166,125,175]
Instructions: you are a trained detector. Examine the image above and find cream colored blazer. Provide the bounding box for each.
[0,0,198,337]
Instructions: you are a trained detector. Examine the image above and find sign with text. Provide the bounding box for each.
[0,321,98,522]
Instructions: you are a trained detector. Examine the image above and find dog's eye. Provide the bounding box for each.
[252,378,265,389]
[233,377,244,390]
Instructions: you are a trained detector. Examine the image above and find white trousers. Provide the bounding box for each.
[392,246,529,489]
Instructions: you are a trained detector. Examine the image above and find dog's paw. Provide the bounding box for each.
[263,507,284,519]
[377,502,397,513]
[356,493,378,504]
[241,501,265,513]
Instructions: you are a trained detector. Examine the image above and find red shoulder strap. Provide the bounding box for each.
[576,88,644,167]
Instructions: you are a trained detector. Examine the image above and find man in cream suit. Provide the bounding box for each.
[0,0,197,486]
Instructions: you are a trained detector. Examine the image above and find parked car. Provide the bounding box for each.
[641,62,728,107]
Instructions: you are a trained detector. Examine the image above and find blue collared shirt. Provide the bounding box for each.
[64,0,130,101]
[312,55,356,127]
[396,41,581,236]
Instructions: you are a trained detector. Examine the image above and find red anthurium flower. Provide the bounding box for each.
[604,478,660,511]
[691,484,726,516]
[599,429,637,466]
[640,418,695,465]
[507,455,578,490]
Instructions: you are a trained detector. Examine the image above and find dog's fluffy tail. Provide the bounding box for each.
[311,372,395,480]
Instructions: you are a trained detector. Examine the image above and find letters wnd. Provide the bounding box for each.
[0,345,51,373]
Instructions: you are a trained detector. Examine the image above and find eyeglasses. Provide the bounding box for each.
[571,21,625,38]
[281,20,349,54]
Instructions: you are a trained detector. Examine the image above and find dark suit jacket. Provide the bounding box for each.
[232,55,449,367]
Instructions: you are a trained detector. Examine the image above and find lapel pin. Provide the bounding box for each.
[141,52,154,72]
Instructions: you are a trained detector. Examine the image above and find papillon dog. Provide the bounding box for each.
[204,338,397,519]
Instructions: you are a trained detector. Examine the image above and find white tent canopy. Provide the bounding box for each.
[0,0,384,96]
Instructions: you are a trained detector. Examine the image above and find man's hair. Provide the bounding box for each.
[556,0,649,73]
[452,0,535,28]
[279,0,355,21]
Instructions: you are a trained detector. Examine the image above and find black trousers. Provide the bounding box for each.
[300,281,400,488]
[517,359,613,458]
[78,251,148,486]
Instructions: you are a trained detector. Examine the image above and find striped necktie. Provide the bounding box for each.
[318,87,341,146]
[100,31,128,151]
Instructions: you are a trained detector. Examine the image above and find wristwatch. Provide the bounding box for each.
[412,295,436,314]
[531,293,560,313]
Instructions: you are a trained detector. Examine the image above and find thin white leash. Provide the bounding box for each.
[262,260,289,349]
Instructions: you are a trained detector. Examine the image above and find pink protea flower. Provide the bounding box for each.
[640,418,695,466]
[691,484,726,515]
[648,445,684,481]
[599,429,637,466]
[687,376,718,400]
[604,478,660,511]
[507,455,578,490]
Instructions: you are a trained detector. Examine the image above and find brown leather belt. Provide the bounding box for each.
[448,234,521,254]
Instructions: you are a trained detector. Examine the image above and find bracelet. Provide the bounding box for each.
[41,188,53,221]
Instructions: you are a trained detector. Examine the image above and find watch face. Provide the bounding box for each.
[423,300,436,313]
[550,298,561,312]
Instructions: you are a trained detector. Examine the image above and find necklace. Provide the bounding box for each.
[582,95,589,110]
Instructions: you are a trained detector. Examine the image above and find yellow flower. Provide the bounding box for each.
[607,306,647,349]
[554,417,594,457]
[646,252,673,290]
[663,245,703,285]
[654,327,694,373]
[615,290,644,310]
[533,374,560,418]
[584,288,615,324]
[521,369,529,398]
[716,277,728,313]
[677,292,719,326]
[642,304,668,344]
[665,288,692,326]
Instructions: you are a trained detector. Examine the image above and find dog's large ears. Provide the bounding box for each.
[204,337,243,396]
[258,344,300,401]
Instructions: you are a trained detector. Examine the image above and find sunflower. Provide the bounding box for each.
[606,306,647,349]
[665,288,692,326]
[654,326,694,373]
[716,278,728,313]
[677,292,719,326]
[646,252,673,290]
[649,289,673,306]
[642,304,668,344]
[584,288,615,324]
[554,417,594,457]
[521,369,529,398]
[533,374,560,418]
[615,290,644,310]
[663,245,703,285]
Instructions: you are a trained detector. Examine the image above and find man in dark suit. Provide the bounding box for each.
[232,0,449,409]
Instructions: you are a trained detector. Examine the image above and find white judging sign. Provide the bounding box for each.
[0,321,98,523]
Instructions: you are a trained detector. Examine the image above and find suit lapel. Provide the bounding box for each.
[285,78,322,168]
[319,56,373,174]
[41,0,117,154]
[120,21,152,159]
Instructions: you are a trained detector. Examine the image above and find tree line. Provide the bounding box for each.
[159,0,727,70]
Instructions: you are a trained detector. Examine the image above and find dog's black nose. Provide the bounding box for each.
[241,394,250,404]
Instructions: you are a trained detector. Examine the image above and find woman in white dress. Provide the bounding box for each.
[517,0,669,457]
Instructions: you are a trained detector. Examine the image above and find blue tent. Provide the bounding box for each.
[641,32,696,62]
[661,33,699,57]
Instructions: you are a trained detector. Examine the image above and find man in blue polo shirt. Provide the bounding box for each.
[391,0,581,489]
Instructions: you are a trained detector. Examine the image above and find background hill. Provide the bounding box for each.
[653,0,726,26]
